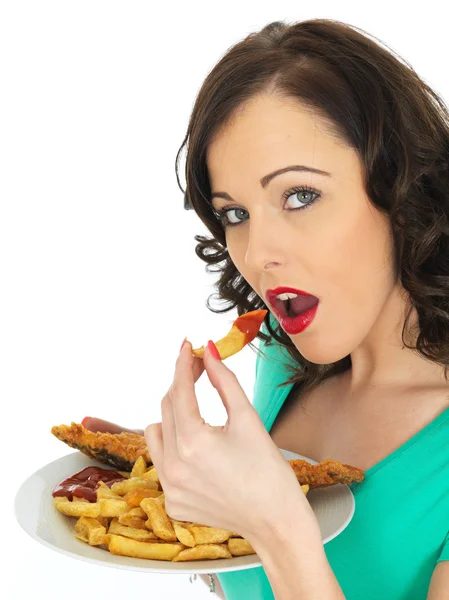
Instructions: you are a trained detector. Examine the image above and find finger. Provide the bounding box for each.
[144,422,164,476]
[158,347,206,463]
[81,416,144,436]
[160,390,179,462]
[202,341,248,420]
[170,340,204,435]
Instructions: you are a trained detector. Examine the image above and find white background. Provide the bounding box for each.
[2,1,448,598]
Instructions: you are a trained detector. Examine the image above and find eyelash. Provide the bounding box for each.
[212,185,321,229]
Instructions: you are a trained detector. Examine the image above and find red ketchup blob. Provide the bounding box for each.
[52,466,127,502]
[234,310,268,342]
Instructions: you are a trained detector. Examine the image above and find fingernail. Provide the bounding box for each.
[81,416,91,427]
[207,340,221,361]
[179,337,187,353]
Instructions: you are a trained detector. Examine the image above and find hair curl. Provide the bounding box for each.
[174,18,449,398]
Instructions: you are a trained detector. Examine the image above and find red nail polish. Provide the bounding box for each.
[207,340,221,360]
[179,337,187,352]
[81,416,91,427]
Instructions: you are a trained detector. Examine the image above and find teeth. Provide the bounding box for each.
[276,292,299,301]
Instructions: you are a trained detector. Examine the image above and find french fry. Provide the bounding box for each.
[124,487,162,508]
[118,512,148,529]
[74,530,88,543]
[141,467,160,484]
[108,534,185,561]
[172,543,233,562]
[125,506,147,519]
[54,495,69,503]
[227,537,256,556]
[140,497,178,542]
[54,497,101,518]
[192,310,267,360]
[186,525,233,545]
[74,516,108,546]
[111,477,158,495]
[98,498,129,518]
[96,516,109,528]
[108,517,158,541]
[96,481,124,500]
[171,520,196,547]
[130,456,147,479]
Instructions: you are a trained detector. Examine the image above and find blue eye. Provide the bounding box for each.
[212,185,321,229]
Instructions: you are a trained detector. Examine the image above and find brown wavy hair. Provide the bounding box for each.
[174,18,449,398]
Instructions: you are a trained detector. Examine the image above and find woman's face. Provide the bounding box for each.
[206,93,398,365]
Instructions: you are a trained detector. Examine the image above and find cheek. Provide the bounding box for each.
[306,198,393,296]
[225,234,247,271]
[298,202,395,360]
[334,203,394,298]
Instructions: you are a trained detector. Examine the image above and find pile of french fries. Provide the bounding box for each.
[54,455,309,562]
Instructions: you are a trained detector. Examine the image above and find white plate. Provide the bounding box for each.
[14,450,355,574]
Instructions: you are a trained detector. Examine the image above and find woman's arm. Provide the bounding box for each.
[249,507,345,600]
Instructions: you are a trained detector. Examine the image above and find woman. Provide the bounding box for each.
[85,18,449,599]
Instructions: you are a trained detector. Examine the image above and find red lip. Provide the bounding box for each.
[265,286,317,303]
[265,286,319,335]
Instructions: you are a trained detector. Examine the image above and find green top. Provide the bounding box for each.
[216,325,449,600]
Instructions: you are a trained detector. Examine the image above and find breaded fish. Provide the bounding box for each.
[51,422,152,471]
[289,458,365,488]
[51,423,364,487]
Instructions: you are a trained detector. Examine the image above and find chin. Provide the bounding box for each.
[293,337,352,366]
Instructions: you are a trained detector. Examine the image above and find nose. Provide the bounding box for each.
[244,209,286,271]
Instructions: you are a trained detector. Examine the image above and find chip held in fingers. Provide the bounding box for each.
[192,309,268,360]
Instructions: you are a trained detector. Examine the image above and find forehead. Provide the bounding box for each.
[206,94,345,185]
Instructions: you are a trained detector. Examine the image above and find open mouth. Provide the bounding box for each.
[274,295,319,318]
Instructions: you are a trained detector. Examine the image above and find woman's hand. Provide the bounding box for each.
[144,339,315,543]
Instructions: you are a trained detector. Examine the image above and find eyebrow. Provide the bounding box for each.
[210,164,331,203]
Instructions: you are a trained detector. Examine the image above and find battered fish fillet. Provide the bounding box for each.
[52,423,364,488]
[289,458,365,489]
[51,423,152,471]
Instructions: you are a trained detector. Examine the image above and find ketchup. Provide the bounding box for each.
[234,310,268,342]
[52,466,127,502]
